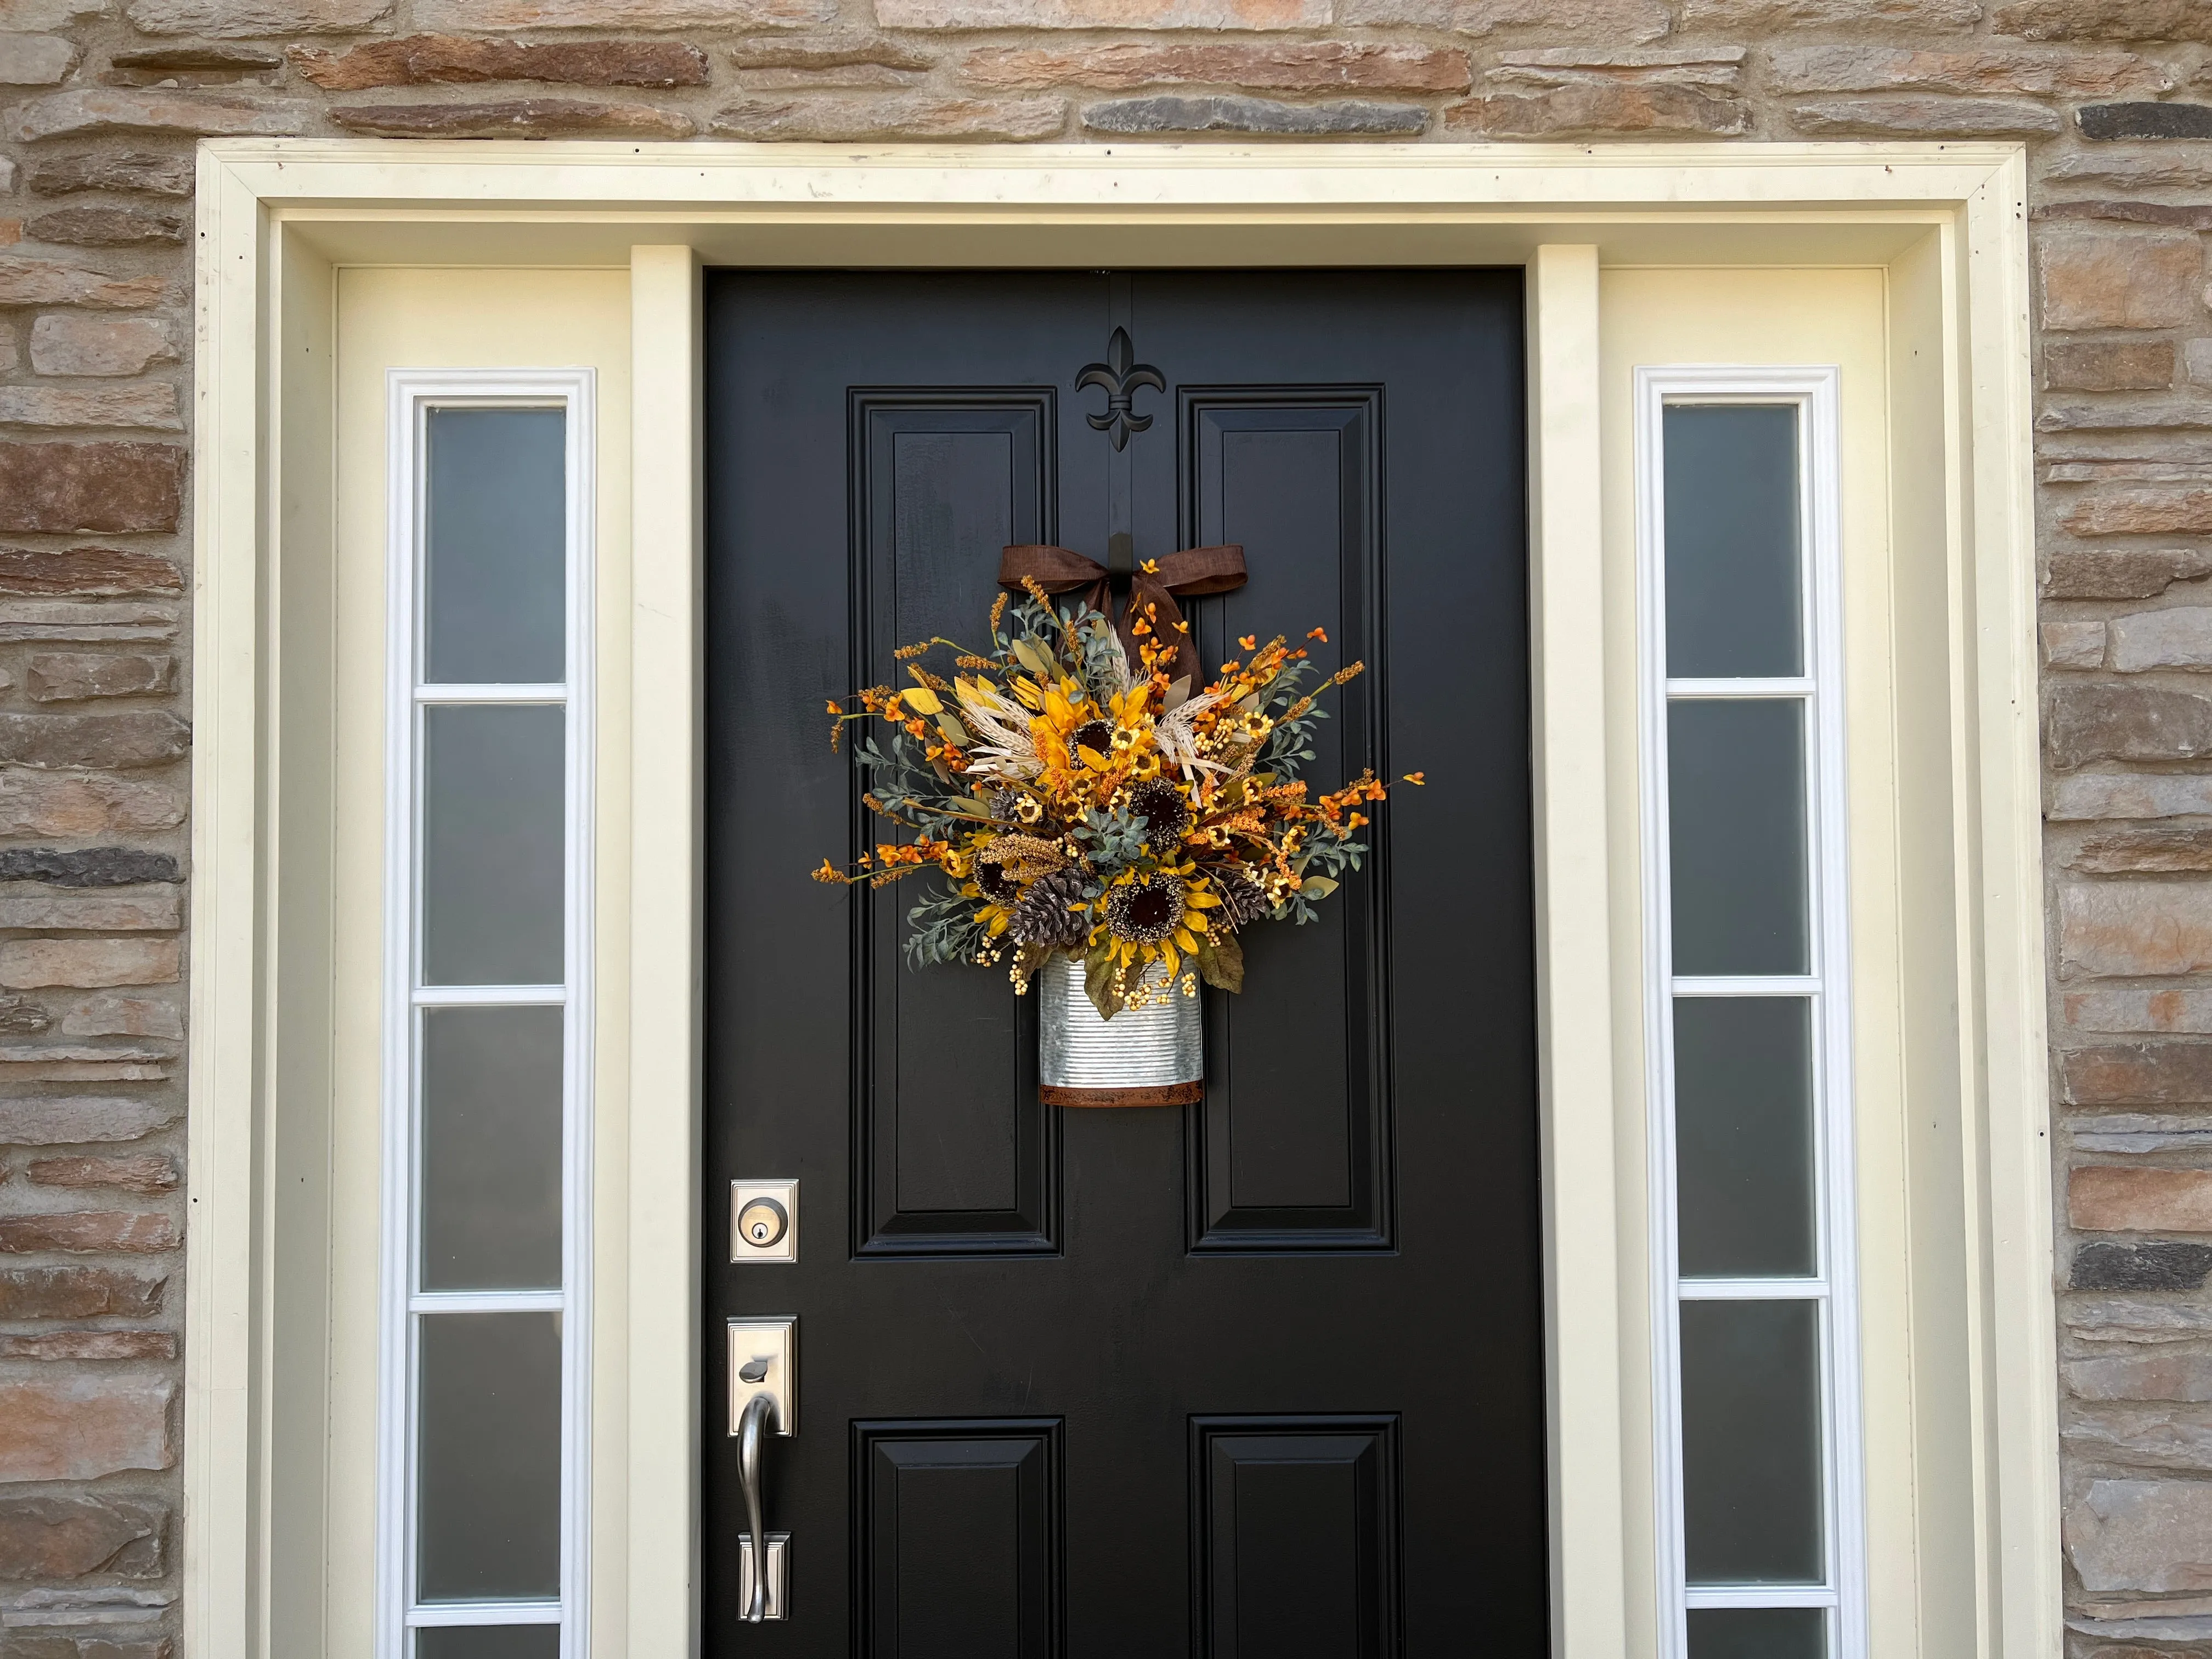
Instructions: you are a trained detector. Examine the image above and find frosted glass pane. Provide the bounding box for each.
[1668,699,1809,977]
[425,408,566,685]
[1664,404,1801,679]
[1681,1299,1824,1584]
[422,704,564,987]
[417,1629,559,1659]
[417,1312,562,1601]
[420,1007,563,1292]
[1688,1607,1824,1659]
[1674,997,1816,1279]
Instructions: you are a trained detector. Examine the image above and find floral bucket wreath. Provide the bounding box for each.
[816,558,1419,1101]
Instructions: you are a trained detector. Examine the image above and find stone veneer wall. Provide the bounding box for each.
[0,0,2208,1654]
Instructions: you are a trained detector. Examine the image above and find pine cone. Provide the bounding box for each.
[1214,870,1273,928]
[1010,867,1091,950]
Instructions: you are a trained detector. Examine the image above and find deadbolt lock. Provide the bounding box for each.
[738,1197,788,1249]
[730,1180,799,1263]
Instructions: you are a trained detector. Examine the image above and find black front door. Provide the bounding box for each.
[703,270,1541,1655]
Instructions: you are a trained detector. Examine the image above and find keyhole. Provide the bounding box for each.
[736,1195,788,1250]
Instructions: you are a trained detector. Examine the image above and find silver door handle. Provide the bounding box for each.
[736,1390,777,1623]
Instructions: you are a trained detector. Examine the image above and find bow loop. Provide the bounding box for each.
[998,543,1245,677]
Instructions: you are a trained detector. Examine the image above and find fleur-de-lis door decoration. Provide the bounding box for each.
[1076,326,1166,451]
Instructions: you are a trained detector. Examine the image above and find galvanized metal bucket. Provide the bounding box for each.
[1036,952,1202,1108]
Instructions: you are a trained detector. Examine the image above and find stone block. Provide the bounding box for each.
[25,1155,176,1192]
[0,1330,174,1361]
[2188,339,2212,388]
[2036,393,2212,432]
[731,65,920,88]
[22,153,192,198]
[0,713,186,771]
[2070,828,2212,875]
[0,1267,162,1321]
[2049,684,2212,769]
[0,0,105,26]
[2067,1409,2212,1477]
[0,884,178,930]
[2063,1042,2212,1106]
[881,0,1326,25]
[2047,339,2177,391]
[1,601,181,641]
[0,259,162,312]
[0,35,74,86]
[2062,882,2212,975]
[2073,1239,2212,1289]
[0,850,177,888]
[1489,46,1743,87]
[0,1047,170,1083]
[0,772,184,838]
[2074,1165,2212,1232]
[1788,95,2062,134]
[1447,81,1744,134]
[2,89,308,141]
[2069,988,2212,1032]
[2048,550,2212,599]
[26,655,171,703]
[712,93,1064,139]
[1769,43,2168,95]
[2040,199,2212,231]
[1680,0,1978,24]
[2112,607,2212,670]
[0,939,178,990]
[0,1097,173,1145]
[294,35,708,89]
[0,445,182,535]
[60,997,179,1039]
[963,41,1470,92]
[2066,491,2212,536]
[22,209,184,250]
[0,1496,162,1581]
[1086,93,1427,135]
[125,0,387,27]
[2070,1479,2212,1591]
[0,387,181,432]
[2039,231,2203,331]
[0,1378,171,1482]
[2081,103,2212,141]
[27,318,174,380]
[0,549,180,596]
[2070,1355,2212,1401]
[1335,0,1668,32]
[329,98,695,138]
[0,1212,177,1254]
[1995,0,2212,40]
[105,43,283,82]
[730,33,929,70]
[2045,618,2105,667]
[416,0,839,24]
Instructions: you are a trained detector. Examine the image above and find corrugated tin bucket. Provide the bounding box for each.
[1036,952,1202,1108]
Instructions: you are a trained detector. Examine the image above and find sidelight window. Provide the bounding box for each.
[378,376,596,1659]
[1638,372,1865,1659]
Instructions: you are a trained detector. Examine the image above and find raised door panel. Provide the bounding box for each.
[1194,1416,1400,1659]
[1181,395,1390,1251]
[856,1419,1063,1659]
[853,394,1059,1256]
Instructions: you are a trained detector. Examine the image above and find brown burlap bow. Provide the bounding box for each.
[998,543,1246,678]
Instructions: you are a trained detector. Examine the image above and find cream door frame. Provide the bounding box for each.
[189,139,2047,1659]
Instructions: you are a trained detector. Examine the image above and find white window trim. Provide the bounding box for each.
[376,369,599,1659]
[188,142,2052,1659]
[1635,366,1866,1659]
